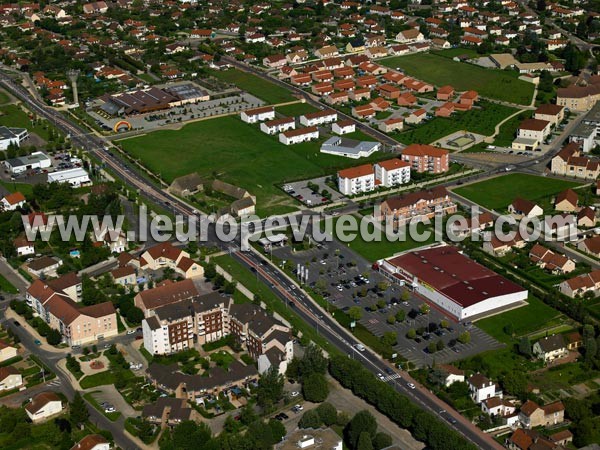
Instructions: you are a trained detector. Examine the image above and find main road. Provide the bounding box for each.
[0,69,503,449]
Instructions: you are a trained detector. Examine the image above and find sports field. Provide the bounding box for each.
[453,174,581,210]
[379,54,535,105]
[397,101,517,145]
[210,69,296,104]
[119,116,388,216]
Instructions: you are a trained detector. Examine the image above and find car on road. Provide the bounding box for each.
[377,373,384,381]
[355,344,365,352]
[385,368,393,375]
[34,339,42,346]
[407,383,416,389]
[13,321,20,327]
[290,391,299,397]
[126,330,136,335]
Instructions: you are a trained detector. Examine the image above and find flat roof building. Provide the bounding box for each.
[378,245,528,320]
[320,136,381,159]
[47,167,91,188]
[3,151,52,174]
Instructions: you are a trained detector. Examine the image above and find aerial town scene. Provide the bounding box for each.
[1,0,600,450]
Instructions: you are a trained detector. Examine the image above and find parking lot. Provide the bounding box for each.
[283,175,344,207]
[272,238,502,367]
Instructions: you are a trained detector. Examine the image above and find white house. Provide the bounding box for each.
[468,373,502,404]
[508,197,543,218]
[512,118,552,151]
[14,236,35,257]
[481,397,516,418]
[0,192,26,211]
[0,366,22,391]
[332,120,355,135]
[279,127,319,145]
[47,167,91,188]
[27,256,63,278]
[299,109,338,126]
[373,158,410,188]
[440,365,465,387]
[25,392,63,422]
[533,335,568,362]
[70,434,111,450]
[240,106,275,124]
[260,117,295,135]
[337,164,375,196]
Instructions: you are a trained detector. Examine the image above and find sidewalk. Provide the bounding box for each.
[4,308,68,355]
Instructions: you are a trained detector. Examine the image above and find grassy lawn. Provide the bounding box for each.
[379,54,535,105]
[453,174,581,210]
[210,69,296,104]
[0,89,10,105]
[0,104,51,141]
[432,48,481,59]
[493,111,532,147]
[0,180,34,198]
[530,362,600,392]
[275,102,319,116]
[458,346,542,381]
[475,296,563,343]
[119,115,390,216]
[79,367,135,389]
[210,350,235,369]
[0,275,17,294]
[396,101,518,145]
[332,216,440,261]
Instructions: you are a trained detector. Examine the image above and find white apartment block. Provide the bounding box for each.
[338,164,375,196]
[240,106,275,124]
[374,159,411,188]
[332,121,355,135]
[279,126,319,145]
[299,109,338,126]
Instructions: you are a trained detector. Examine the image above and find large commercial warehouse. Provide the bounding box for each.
[378,245,528,320]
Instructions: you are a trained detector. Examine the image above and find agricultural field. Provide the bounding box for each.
[453,174,581,210]
[396,101,518,145]
[119,115,389,216]
[209,69,296,104]
[379,53,535,105]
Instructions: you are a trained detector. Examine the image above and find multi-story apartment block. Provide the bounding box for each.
[400,144,449,174]
[337,158,410,195]
[377,186,456,224]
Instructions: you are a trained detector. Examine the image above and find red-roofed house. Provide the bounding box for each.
[401,144,449,173]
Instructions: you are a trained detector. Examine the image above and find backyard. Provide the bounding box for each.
[396,101,518,145]
[275,102,319,116]
[209,69,296,104]
[119,115,390,216]
[379,53,535,105]
[453,174,582,210]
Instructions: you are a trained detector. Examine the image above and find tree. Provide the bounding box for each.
[584,337,597,364]
[268,419,286,444]
[373,432,392,450]
[69,392,89,427]
[299,409,322,429]
[401,290,410,302]
[303,372,329,402]
[501,371,527,400]
[428,342,437,354]
[316,402,337,426]
[518,337,532,357]
[458,331,471,344]
[357,432,374,450]
[381,331,398,347]
[386,314,396,325]
[171,420,212,450]
[439,319,449,329]
[257,366,284,409]
[395,309,406,322]
[345,410,377,449]
[406,328,416,339]
[204,262,217,279]
[419,303,430,315]
[503,323,514,336]
[299,343,327,377]
[348,306,363,321]
[47,328,62,345]
[436,339,445,351]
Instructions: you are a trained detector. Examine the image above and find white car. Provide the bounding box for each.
[290,391,299,397]
[355,344,365,352]
[377,373,384,381]
[407,383,416,389]
[294,404,303,411]
[126,330,135,335]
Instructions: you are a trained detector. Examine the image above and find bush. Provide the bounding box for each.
[299,410,321,429]
[316,402,337,426]
[302,373,329,403]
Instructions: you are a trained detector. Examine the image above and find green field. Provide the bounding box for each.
[0,275,17,294]
[210,69,296,104]
[432,48,481,59]
[119,115,389,216]
[396,101,518,145]
[0,104,51,141]
[379,53,535,105]
[332,217,440,261]
[275,102,319,116]
[453,174,581,210]
[493,111,532,147]
[475,296,563,343]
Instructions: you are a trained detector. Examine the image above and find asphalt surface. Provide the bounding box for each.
[0,67,505,449]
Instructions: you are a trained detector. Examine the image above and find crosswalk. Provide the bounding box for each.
[381,373,402,382]
[46,379,61,387]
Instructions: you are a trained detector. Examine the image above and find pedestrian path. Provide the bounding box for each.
[381,373,402,382]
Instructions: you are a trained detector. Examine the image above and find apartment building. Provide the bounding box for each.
[400,144,449,173]
[377,186,456,223]
[512,118,552,151]
[26,274,117,346]
[299,109,338,126]
[551,142,600,179]
[279,126,319,145]
[260,117,295,135]
[240,106,275,124]
[337,158,410,195]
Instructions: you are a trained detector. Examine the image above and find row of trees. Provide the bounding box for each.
[329,355,477,450]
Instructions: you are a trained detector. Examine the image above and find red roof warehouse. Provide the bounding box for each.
[378,245,528,320]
